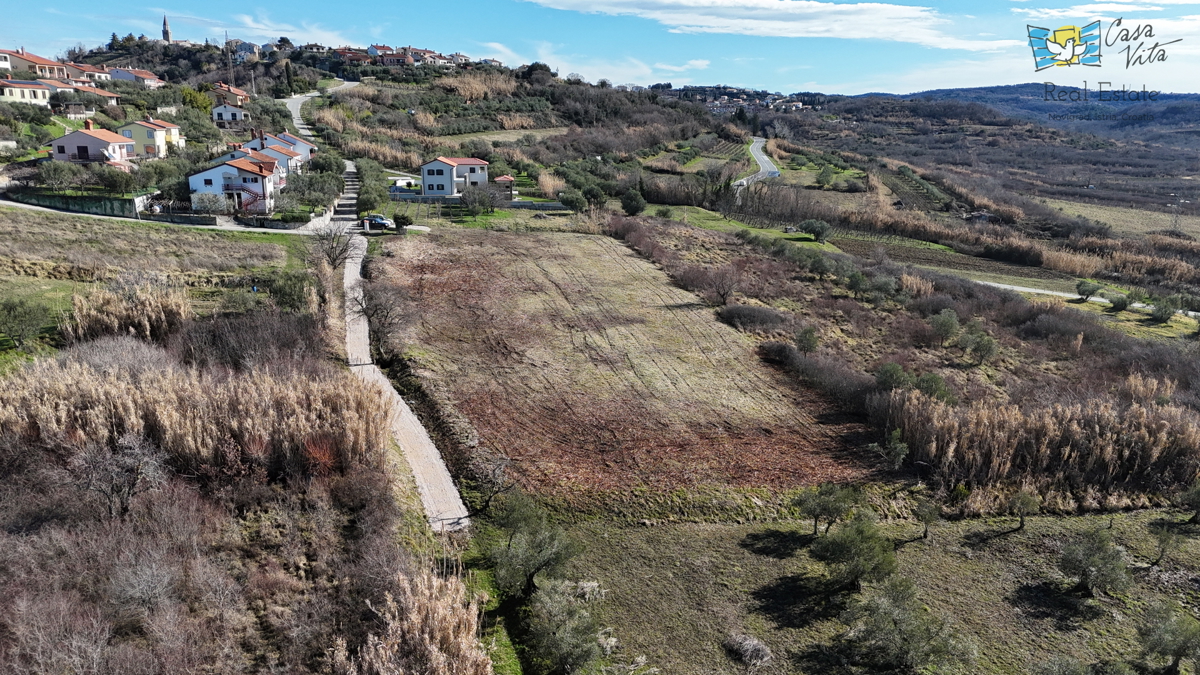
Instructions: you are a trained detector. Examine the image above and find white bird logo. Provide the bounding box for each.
[1045,36,1088,62]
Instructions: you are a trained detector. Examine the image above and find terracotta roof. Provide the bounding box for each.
[279,132,315,146]
[213,82,250,97]
[68,62,108,74]
[75,86,120,98]
[78,128,134,145]
[225,158,273,177]
[494,175,515,182]
[117,68,162,79]
[433,156,489,166]
[0,49,62,67]
[243,149,277,162]
[262,144,301,158]
[253,159,278,173]
[123,119,178,131]
[0,79,50,89]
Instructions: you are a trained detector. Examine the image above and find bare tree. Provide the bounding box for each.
[69,434,166,519]
[312,226,357,270]
[709,264,741,305]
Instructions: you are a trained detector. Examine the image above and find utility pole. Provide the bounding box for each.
[225,30,235,87]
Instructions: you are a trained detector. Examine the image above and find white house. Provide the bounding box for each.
[448,53,472,65]
[109,67,166,89]
[48,120,134,166]
[188,157,276,213]
[116,117,185,158]
[367,44,394,56]
[0,79,50,107]
[420,156,489,196]
[242,130,315,163]
[66,62,112,81]
[212,104,250,129]
[218,145,300,178]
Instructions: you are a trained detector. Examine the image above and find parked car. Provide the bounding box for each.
[362,213,394,230]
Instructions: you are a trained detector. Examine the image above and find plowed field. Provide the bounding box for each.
[383,230,872,496]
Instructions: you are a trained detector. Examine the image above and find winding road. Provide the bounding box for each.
[734,136,779,189]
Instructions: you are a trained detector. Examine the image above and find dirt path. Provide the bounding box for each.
[336,162,469,532]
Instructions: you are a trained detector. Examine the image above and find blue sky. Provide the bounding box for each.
[4,0,1198,94]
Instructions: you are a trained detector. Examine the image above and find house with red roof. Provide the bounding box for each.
[219,142,301,178]
[48,119,135,166]
[66,62,113,82]
[241,129,316,164]
[367,45,395,56]
[187,157,277,213]
[207,81,250,107]
[110,67,165,89]
[0,48,70,79]
[419,156,489,196]
[117,116,185,158]
[0,79,51,107]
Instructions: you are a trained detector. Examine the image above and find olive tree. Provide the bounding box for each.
[795,483,859,535]
[1009,489,1042,531]
[810,512,897,591]
[1059,529,1130,597]
[0,298,50,349]
[490,492,579,600]
[1138,601,1200,675]
[840,576,974,672]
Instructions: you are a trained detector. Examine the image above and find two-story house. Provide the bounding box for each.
[211,104,250,129]
[117,117,185,158]
[187,158,276,213]
[66,62,112,82]
[0,49,70,79]
[109,67,165,89]
[367,45,394,56]
[217,145,300,179]
[49,119,134,165]
[0,79,50,107]
[420,156,489,196]
[241,130,316,164]
[207,82,250,107]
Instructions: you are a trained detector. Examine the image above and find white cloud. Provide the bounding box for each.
[653,58,710,71]
[520,0,1024,50]
[1014,4,1163,19]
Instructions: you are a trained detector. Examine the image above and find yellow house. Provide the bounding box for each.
[116,117,185,158]
[0,79,50,106]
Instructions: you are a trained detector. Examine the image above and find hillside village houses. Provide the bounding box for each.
[49,119,135,168]
[211,103,250,129]
[207,82,250,107]
[218,145,299,179]
[0,79,50,106]
[242,130,317,162]
[117,116,185,158]
[0,48,70,79]
[420,156,489,196]
[109,67,165,89]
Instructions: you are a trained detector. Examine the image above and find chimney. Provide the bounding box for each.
[145,114,153,122]
[84,119,94,130]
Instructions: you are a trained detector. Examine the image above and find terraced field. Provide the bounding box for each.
[382,230,872,499]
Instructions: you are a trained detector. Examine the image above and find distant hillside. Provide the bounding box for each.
[863,83,1200,139]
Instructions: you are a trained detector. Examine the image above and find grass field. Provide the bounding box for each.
[439,127,569,144]
[567,509,1200,675]
[382,230,874,502]
[1040,197,1200,238]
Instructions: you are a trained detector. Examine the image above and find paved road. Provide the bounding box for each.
[280,80,358,141]
[333,160,468,533]
[734,136,779,189]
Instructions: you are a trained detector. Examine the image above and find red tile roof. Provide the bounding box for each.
[262,144,301,158]
[78,128,135,145]
[213,82,249,97]
[0,49,62,67]
[75,86,120,98]
[435,156,489,166]
[118,68,162,80]
[68,62,108,74]
[494,175,515,182]
[226,158,273,177]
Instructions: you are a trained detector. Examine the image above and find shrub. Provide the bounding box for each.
[929,309,960,345]
[840,577,974,672]
[525,580,604,675]
[1107,294,1130,312]
[869,429,909,469]
[1137,601,1200,674]
[654,206,673,219]
[490,493,579,599]
[761,343,875,411]
[875,362,914,392]
[1060,529,1130,596]
[795,483,859,535]
[1077,280,1102,301]
[560,189,588,213]
[723,634,772,668]
[794,326,819,355]
[913,372,956,404]
[799,218,831,243]
[716,305,787,332]
[1152,296,1182,324]
[620,189,647,216]
[0,298,50,349]
[1009,490,1041,530]
[810,512,897,590]
[264,270,314,313]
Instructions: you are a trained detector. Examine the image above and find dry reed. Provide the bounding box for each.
[63,281,191,343]
[436,72,518,101]
[537,173,567,199]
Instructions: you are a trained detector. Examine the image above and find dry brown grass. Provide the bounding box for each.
[898,273,934,298]
[342,141,422,170]
[1041,249,1104,278]
[879,387,1200,492]
[62,278,191,343]
[435,72,517,101]
[330,572,491,675]
[412,111,438,133]
[537,173,566,199]
[496,113,537,130]
[0,357,389,476]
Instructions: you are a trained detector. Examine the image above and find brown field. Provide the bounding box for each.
[830,236,1073,281]
[1039,197,1200,238]
[382,230,873,497]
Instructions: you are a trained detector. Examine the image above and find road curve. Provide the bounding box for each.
[976,280,1198,319]
[735,136,779,189]
[279,80,359,141]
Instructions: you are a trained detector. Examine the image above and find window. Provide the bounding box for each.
[56,145,65,154]
[471,181,478,186]
[126,145,134,153]
[437,184,444,191]
[243,177,249,183]
[122,130,132,137]
[469,167,476,174]
[203,178,213,186]
[427,169,435,176]
[252,177,259,183]
[147,131,153,139]
[436,168,444,175]
[427,184,434,191]
[216,112,223,120]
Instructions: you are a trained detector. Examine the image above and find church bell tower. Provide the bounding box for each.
[162,15,172,43]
